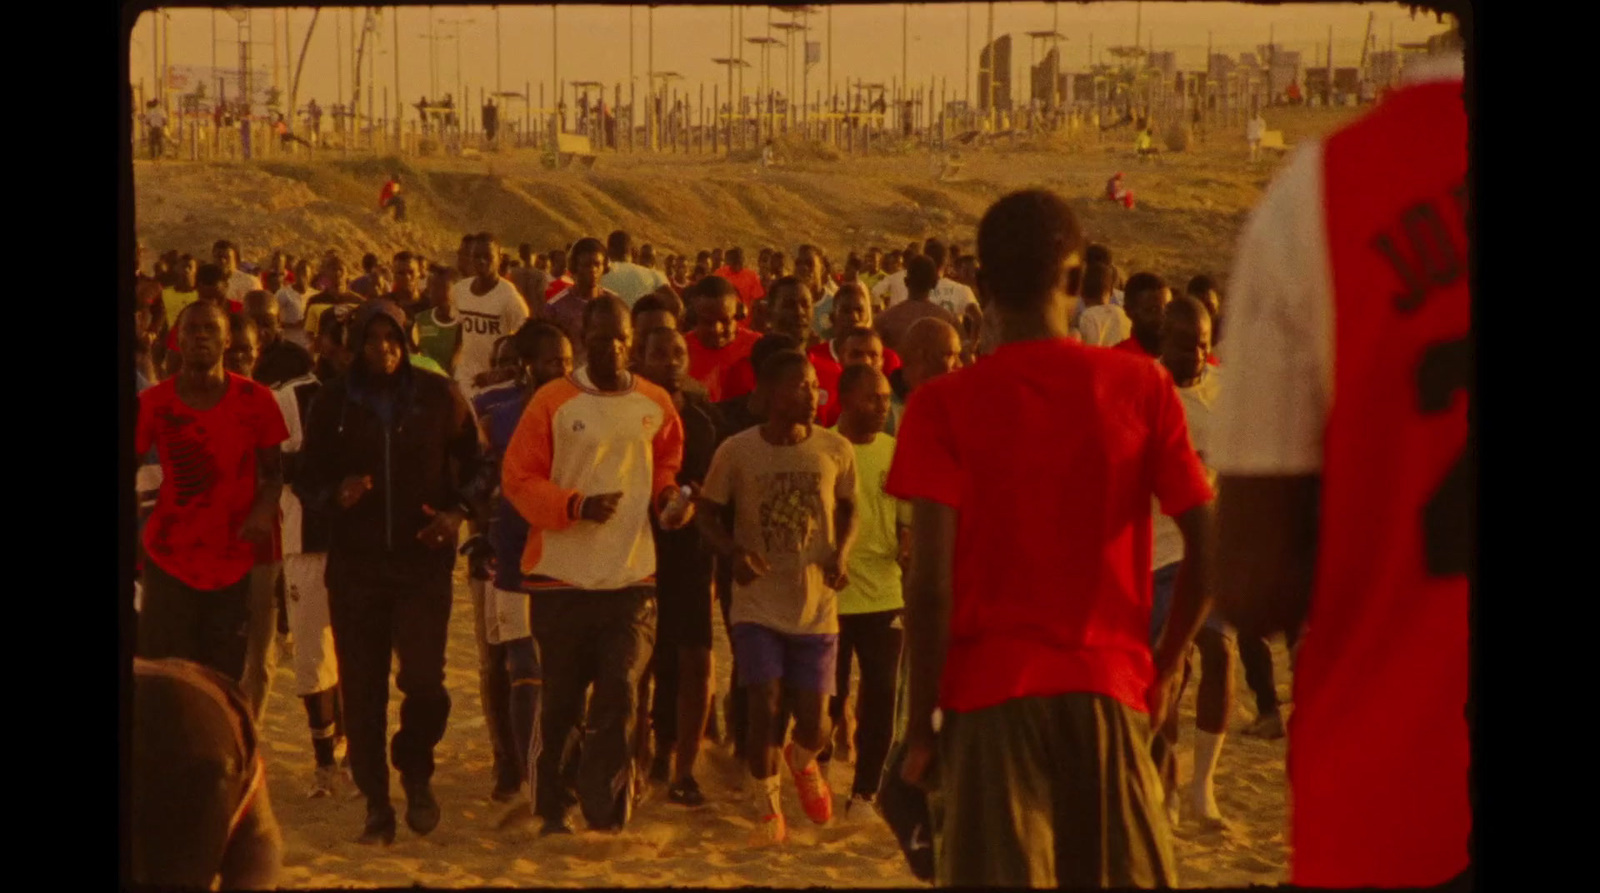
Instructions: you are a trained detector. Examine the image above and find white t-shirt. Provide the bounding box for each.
[1247,116,1266,143]
[872,269,909,307]
[1211,141,1332,477]
[929,278,976,317]
[272,375,312,556]
[226,270,262,304]
[600,261,669,308]
[1079,303,1132,347]
[145,108,167,129]
[451,276,530,394]
[276,286,310,324]
[1153,367,1222,569]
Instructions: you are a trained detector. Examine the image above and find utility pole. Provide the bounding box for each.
[429,7,437,97]
[966,3,971,105]
[496,5,504,98]
[986,1,995,128]
[827,5,833,111]
[161,10,170,109]
[631,6,637,103]
[395,5,403,141]
[649,4,655,149]
[153,11,162,107]
[902,3,909,109]
[335,9,344,130]
[552,5,559,135]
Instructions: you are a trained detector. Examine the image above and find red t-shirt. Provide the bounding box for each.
[544,276,574,301]
[1290,77,1470,889]
[806,340,902,427]
[712,266,765,309]
[687,327,761,402]
[885,338,1212,715]
[137,374,290,590]
[1114,336,1155,357]
[718,355,758,403]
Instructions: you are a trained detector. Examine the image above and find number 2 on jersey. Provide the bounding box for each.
[1415,335,1471,578]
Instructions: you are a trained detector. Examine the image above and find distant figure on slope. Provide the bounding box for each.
[1106,172,1135,210]
[379,174,406,222]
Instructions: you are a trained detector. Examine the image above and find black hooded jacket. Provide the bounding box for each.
[295,300,486,580]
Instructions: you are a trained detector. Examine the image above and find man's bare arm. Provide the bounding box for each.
[1214,475,1320,642]
[902,499,957,765]
[1153,502,1217,681]
[693,498,738,559]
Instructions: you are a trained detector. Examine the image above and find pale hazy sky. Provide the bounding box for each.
[130,3,1450,112]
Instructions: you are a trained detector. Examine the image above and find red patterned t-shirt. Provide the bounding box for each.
[136,373,289,590]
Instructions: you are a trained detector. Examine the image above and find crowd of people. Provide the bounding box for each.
[129,44,1469,893]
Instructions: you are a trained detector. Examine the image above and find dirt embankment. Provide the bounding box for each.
[133,106,1358,285]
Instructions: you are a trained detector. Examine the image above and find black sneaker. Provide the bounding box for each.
[359,802,397,846]
[403,778,441,836]
[539,815,577,837]
[649,751,672,784]
[667,776,707,807]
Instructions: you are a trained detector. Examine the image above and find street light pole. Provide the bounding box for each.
[496,5,503,98]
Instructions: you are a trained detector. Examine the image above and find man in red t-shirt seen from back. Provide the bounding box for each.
[888,189,1215,888]
[684,275,761,402]
[1115,272,1172,358]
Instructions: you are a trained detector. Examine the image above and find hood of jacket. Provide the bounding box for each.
[347,299,415,387]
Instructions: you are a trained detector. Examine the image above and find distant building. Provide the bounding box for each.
[1146,51,1177,79]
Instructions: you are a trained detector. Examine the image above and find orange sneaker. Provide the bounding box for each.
[751,810,789,846]
[784,742,834,825]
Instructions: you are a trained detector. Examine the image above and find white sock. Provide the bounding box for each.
[753,774,782,816]
[1189,730,1226,821]
[790,742,820,773]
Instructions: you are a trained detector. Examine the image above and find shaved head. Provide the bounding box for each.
[902,317,964,391]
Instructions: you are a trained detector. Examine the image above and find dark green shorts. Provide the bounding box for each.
[936,691,1177,888]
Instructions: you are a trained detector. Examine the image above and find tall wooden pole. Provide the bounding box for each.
[394,6,403,142]
[552,5,559,135]
[497,6,504,98]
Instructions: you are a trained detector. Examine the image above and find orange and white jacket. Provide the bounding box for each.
[502,368,684,591]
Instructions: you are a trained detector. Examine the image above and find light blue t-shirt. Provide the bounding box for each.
[600,261,669,308]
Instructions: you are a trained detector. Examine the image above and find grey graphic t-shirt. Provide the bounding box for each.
[701,425,858,635]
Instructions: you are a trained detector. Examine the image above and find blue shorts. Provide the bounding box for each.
[1150,562,1232,647]
[730,623,839,694]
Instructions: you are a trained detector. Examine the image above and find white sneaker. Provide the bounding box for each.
[308,764,340,799]
[844,793,876,822]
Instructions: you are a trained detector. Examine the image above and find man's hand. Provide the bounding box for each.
[236,504,276,544]
[658,483,699,531]
[732,547,770,586]
[821,550,851,591]
[337,475,373,509]
[580,492,624,524]
[417,504,465,549]
[899,718,938,792]
[1145,668,1181,732]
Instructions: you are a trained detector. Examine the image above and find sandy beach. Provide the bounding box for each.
[255,562,1293,889]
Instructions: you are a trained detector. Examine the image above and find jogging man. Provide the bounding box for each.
[696,349,858,845]
[501,295,691,834]
[295,300,486,845]
[137,301,288,682]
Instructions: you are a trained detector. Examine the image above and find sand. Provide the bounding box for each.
[257,562,1294,889]
[141,111,1352,886]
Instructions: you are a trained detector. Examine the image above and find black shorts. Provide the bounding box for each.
[654,528,714,651]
